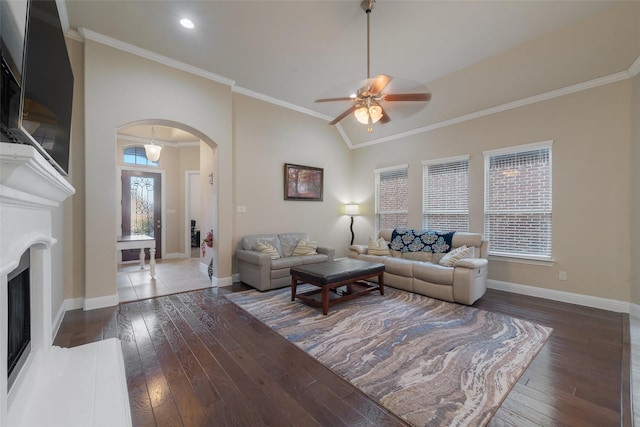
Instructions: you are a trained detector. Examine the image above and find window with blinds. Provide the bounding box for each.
[484,142,553,260]
[422,156,469,232]
[123,146,158,166]
[375,165,409,233]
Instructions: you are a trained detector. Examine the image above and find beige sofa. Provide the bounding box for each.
[349,229,489,305]
[236,233,335,291]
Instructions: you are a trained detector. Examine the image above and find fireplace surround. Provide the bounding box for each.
[0,142,75,424]
[1,142,132,426]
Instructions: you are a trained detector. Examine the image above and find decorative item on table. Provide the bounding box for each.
[201,230,214,256]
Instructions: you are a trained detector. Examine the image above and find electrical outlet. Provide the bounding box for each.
[559,271,567,281]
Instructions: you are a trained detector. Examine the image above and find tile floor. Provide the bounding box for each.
[117,256,212,303]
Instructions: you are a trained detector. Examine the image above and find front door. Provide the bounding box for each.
[121,170,162,261]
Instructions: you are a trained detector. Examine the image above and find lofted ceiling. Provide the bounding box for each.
[63,0,640,146]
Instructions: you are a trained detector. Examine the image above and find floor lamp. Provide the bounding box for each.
[345,204,360,245]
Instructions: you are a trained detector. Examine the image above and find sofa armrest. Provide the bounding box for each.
[453,258,488,269]
[235,249,272,266]
[317,246,335,261]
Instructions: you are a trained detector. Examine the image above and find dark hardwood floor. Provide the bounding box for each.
[54,285,629,427]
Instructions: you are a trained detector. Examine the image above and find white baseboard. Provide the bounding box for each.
[631,303,640,320]
[83,294,119,311]
[51,297,84,340]
[488,279,632,313]
[214,276,233,287]
[232,273,240,283]
[164,252,188,259]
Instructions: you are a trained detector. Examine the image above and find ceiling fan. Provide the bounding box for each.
[315,0,432,133]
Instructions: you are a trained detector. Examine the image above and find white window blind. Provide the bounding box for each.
[375,165,409,233]
[422,156,469,232]
[484,142,552,260]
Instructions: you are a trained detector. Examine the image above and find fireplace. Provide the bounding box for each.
[7,249,31,391]
[0,143,75,425]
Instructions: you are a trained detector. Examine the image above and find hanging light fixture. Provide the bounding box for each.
[144,126,162,162]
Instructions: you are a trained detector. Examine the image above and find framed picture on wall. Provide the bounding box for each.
[284,163,323,201]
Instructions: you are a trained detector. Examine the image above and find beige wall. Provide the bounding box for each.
[352,80,632,302]
[83,40,232,301]
[60,23,638,310]
[63,37,85,306]
[631,71,640,307]
[232,94,354,259]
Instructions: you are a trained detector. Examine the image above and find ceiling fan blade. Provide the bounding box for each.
[369,74,392,95]
[383,92,432,102]
[328,105,357,125]
[315,97,354,103]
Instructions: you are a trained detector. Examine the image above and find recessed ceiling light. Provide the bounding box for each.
[180,18,194,29]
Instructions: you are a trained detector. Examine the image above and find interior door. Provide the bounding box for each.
[121,170,162,261]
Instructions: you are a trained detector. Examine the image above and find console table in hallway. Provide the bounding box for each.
[117,234,156,278]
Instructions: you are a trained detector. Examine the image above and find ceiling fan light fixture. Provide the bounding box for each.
[354,104,383,125]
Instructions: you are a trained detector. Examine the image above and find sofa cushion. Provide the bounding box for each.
[367,236,390,256]
[451,232,483,250]
[278,233,310,257]
[384,257,414,277]
[413,262,454,286]
[255,241,280,259]
[293,238,318,256]
[439,245,472,267]
[242,235,284,258]
[400,251,433,263]
[300,254,329,264]
[270,256,304,269]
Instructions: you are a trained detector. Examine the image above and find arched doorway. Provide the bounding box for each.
[115,120,218,302]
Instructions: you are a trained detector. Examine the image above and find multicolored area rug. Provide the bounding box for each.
[225,286,552,426]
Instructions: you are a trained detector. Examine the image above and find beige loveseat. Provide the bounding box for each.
[349,229,489,305]
[236,233,335,291]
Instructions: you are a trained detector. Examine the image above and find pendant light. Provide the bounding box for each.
[144,126,162,162]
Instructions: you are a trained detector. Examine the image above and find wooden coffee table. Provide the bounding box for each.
[290,259,385,315]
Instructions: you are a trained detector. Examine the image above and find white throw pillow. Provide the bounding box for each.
[255,241,280,259]
[293,239,318,256]
[439,245,472,267]
[368,236,391,256]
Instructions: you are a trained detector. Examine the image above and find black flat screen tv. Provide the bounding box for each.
[1,0,74,176]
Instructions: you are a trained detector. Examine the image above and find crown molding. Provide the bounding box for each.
[78,28,235,88]
[629,55,640,78]
[350,70,631,149]
[71,28,639,150]
[117,134,200,148]
[231,86,333,122]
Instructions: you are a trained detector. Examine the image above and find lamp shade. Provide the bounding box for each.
[354,105,383,125]
[345,204,360,216]
[144,144,162,162]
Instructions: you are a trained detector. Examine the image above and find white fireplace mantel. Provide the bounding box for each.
[1,142,131,427]
[0,143,75,276]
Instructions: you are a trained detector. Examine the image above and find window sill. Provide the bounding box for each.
[488,254,555,267]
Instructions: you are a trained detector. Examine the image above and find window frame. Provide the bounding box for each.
[422,155,469,232]
[123,145,158,167]
[483,140,553,261]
